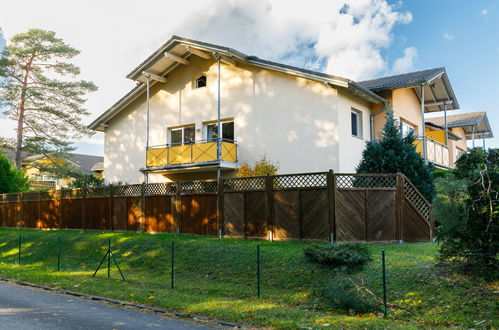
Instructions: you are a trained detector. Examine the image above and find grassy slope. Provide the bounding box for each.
[0,228,496,329]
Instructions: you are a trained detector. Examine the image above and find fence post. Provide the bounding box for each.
[382,250,387,317]
[57,236,61,271]
[257,244,261,298]
[217,177,224,238]
[175,182,181,234]
[19,192,24,228]
[171,241,175,289]
[265,175,274,241]
[18,233,22,265]
[140,182,145,233]
[396,174,404,243]
[327,169,336,242]
[2,194,6,228]
[58,189,63,230]
[109,184,114,231]
[107,238,111,279]
[81,188,87,230]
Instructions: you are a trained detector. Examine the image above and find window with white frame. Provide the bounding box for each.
[169,125,195,145]
[351,109,362,138]
[400,120,416,137]
[206,121,234,142]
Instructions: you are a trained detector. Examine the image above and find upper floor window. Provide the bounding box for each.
[456,147,464,161]
[194,75,207,88]
[169,125,195,145]
[400,120,416,137]
[351,109,362,138]
[206,121,234,142]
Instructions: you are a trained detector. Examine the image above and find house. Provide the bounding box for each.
[89,36,493,184]
[3,151,103,189]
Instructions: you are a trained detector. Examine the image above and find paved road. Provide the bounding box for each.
[0,281,218,329]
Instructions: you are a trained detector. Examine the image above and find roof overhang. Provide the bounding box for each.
[412,70,460,112]
[461,114,494,139]
[89,36,385,131]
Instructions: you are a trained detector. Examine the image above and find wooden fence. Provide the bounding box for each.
[0,172,434,242]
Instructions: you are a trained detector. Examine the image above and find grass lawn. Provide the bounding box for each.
[0,228,497,328]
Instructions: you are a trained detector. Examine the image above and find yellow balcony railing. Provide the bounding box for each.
[146,139,237,168]
[414,136,450,167]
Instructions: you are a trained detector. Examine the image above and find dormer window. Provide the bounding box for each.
[195,75,206,88]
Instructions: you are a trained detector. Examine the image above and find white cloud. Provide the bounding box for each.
[391,47,417,74]
[0,0,414,154]
[443,33,454,40]
[481,8,488,16]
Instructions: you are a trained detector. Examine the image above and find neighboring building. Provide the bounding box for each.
[89,36,494,184]
[3,151,103,189]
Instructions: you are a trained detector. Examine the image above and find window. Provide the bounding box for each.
[206,121,234,142]
[169,125,195,145]
[351,109,362,138]
[194,75,206,88]
[400,120,416,137]
[456,147,464,160]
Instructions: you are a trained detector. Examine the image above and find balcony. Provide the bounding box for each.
[414,136,450,168]
[146,139,238,169]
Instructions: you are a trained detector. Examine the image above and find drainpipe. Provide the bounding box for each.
[444,101,448,146]
[370,101,388,141]
[216,55,222,179]
[421,84,427,161]
[144,72,151,150]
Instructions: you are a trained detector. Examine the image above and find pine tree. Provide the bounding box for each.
[0,29,97,169]
[356,110,434,201]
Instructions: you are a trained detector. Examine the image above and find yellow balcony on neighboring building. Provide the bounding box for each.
[146,140,238,168]
[414,135,450,168]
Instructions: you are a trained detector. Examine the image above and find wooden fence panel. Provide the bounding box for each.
[62,199,82,229]
[112,197,128,231]
[127,197,141,232]
[301,189,329,240]
[5,203,20,227]
[23,201,39,229]
[336,190,366,241]
[85,197,109,230]
[402,200,430,242]
[244,192,267,238]
[40,200,59,228]
[180,195,217,235]
[366,190,397,241]
[223,192,244,237]
[145,195,174,233]
[273,190,300,240]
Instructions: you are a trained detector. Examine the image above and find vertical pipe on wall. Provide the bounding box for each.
[472,126,475,148]
[444,102,448,146]
[145,74,151,150]
[217,57,222,180]
[421,84,427,161]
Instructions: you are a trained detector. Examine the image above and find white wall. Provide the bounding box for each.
[103,56,372,183]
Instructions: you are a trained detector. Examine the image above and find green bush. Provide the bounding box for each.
[304,243,372,271]
[319,278,377,313]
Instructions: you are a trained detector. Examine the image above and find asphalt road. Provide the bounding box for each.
[0,281,218,329]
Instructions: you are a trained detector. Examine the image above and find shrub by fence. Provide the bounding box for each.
[0,172,433,242]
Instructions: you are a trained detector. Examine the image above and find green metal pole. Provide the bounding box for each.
[57,236,61,271]
[257,245,260,298]
[107,238,111,279]
[382,250,387,317]
[171,241,174,289]
[18,233,21,265]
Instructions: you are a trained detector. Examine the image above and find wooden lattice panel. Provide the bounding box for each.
[273,173,327,189]
[336,175,396,189]
[223,177,265,191]
[181,181,218,194]
[403,179,430,220]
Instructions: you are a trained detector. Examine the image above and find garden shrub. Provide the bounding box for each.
[320,278,377,313]
[304,242,372,272]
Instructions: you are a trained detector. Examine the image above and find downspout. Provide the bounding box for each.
[216,55,222,179]
[144,72,151,184]
[444,101,448,146]
[370,100,388,141]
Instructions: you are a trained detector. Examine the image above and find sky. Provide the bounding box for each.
[0,0,497,156]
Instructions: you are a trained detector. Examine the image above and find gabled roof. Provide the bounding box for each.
[358,67,460,112]
[358,68,445,90]
[22,153,104,174]
[89,36,385,131]
[426,112,493,139]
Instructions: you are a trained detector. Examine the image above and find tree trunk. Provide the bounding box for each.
[15,54,36,170]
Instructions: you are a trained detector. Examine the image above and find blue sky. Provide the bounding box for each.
[0,0,497,156]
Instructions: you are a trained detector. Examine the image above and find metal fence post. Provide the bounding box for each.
[57,236,61,271]
[382,250,387,317]
[18,233,22,265]
[108,238,111,279]
[257,244,261,298]
[171,241,175,289]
